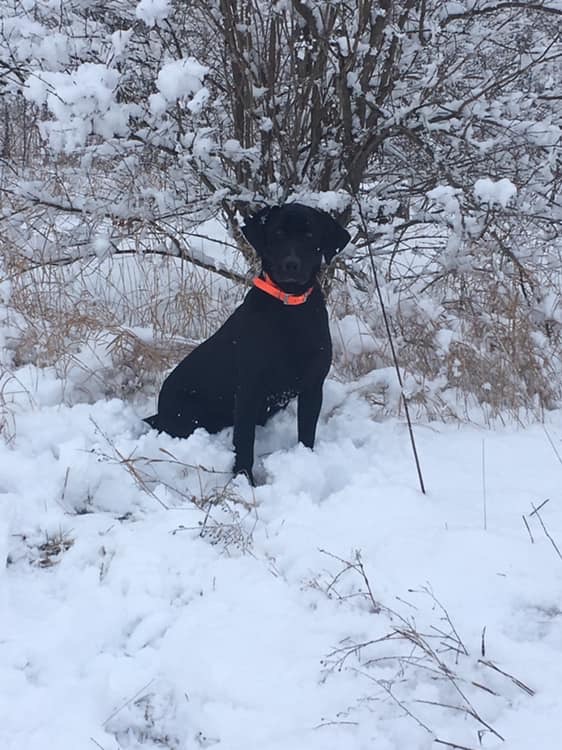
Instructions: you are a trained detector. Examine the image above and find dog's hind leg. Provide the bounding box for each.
[145,396,229,439]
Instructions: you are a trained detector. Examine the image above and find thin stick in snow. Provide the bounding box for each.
[314,720,360,729]
[416,699,504,741]
[481,439,487,531]
[102,679,156,727]
[529,497,550,516]
[356,669,434,734]
[354,197,426,495]
[435,740,479,750]
[543,425,562,466]
[530,503,562,562]
[522,515,534,543]
[477,659,535,696]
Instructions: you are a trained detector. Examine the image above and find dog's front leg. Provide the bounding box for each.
[297,380,324,449]
[233,384,259,485]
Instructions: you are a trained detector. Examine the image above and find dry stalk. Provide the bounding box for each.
[9,529,75,568]
[102,679,157,729]
[90,420,256,553]
[542,425,562,466]
[356,669,434,735]
[172,480,257,555]
[1,249,243,403]
[415,699,504,742]
[329,258,562,423]
[434,740,479,750]
[526,500,562,562]
[477,660,535,697]
[36,529,75,567]
[529,498,551,516]
[316,551,533,744]
[522,515,534,544]
[318,548,383,613]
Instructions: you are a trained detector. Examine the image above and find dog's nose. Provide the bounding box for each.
[283,256,301,275]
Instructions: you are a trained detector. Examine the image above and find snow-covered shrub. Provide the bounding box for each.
[329,242,561,420]
[0,0,560,416]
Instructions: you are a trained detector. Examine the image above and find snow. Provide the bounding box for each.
[135,0,172,28]
[474,178,518,208]
[292,190,351,215]
[111,29,134,58]
[156,58,209,103]
[2,360,562,749]
[332,314,377,358]
[427,185,463,214]
[24,64,130,150]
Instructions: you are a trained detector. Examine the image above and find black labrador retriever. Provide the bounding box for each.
[145,202,350,484]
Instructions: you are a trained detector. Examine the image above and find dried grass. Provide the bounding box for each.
[329,262,561,422]
[1,247,245,401]
[8,529,75,568]
[314,550,534,746]
[90,424,257,554]
[1,221,560,422]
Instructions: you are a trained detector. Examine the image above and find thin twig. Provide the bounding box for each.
[314,720,360,729]
[471,680,498,697]
[529,498,550,517]
[102,679,156,727]
[530,503,562,562]
[319,548,383,613]
[353,196,426,494]
[418,585,469,657]
[481,439,487,531]
[356,670,434,734]
[415,699,504,741]
[157,447,232,475]
[478,660,535,696]
[522,515,534,543]
[89,417,170,509]
[543,425,562,466]
[435,739,478,750]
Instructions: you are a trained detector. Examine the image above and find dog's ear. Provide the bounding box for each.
[241,205,277,255]
[315,209,351,264]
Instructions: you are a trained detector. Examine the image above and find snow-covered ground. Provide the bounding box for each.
[1,365,562,750]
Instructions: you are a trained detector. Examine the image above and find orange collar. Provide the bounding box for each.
[253,274,314,305]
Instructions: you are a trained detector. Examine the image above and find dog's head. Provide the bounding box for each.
[242,203,350,291]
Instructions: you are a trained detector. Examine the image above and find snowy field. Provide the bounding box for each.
[1,363,562,750]
[1,1,560,746]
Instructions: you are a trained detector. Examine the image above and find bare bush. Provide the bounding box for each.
[0,0,560,417]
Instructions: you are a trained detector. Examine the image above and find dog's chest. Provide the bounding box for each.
[272,325,324,372]
[233,289,332,387]
[256,307,330,382]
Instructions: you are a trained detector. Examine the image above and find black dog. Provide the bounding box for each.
[145,203,350,484]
